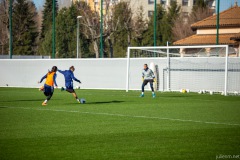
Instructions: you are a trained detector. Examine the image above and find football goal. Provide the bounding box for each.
[126,45,240,96]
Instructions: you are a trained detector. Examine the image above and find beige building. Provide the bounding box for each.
[72,0,215,18]
[128,0,215,19]
[72,0,120,14]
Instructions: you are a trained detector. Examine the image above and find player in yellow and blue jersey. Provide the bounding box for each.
[38,66,58,106]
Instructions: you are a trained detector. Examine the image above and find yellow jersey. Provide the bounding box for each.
[45,72,56,86]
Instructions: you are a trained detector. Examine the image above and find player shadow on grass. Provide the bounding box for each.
[86,100,125,104]
[3,99,61,102]
[65,100,124,105]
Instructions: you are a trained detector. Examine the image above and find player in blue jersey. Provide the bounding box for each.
[58,66,82,103]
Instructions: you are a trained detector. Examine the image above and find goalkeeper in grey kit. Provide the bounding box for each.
[140,64,156,98]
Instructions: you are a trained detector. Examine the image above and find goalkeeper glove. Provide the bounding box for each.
[153,78,156,83]
[142,77,144,82]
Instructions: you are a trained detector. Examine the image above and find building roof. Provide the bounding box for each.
[191,6,240,30]
[173,34,238,45]
[230,32,240,40]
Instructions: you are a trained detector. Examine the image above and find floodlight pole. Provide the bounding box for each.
[154,0,157,47]
[77,16,82,58]
[9,0,13,59]
[100,0,103,58]
[216,0,220,45]
[52,0,56,58]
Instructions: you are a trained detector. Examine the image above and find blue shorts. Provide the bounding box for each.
[66,85,73,90]
[66,84,75,93]
[44,84,54,96]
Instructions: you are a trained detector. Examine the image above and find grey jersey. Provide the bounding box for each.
[142,68,155,80]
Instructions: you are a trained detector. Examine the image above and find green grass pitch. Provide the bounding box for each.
[0,87,240,160]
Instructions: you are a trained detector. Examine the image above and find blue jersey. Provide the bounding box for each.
[58,70,81,87]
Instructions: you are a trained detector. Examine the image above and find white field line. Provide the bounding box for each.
[2,106,240,127]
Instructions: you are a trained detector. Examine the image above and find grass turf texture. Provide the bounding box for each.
[0,88,240,160]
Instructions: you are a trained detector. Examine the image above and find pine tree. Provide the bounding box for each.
[55,4,91,58]
[12,0,38,55]
[161,1,181,44]
[38,0,58,55]
[40,0,58,40]
[111,1,132,57]
[143,4,165,46]
[132,6,147,46]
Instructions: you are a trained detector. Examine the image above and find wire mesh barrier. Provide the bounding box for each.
[126,45,240,96]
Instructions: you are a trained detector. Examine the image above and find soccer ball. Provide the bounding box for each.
[80,98,86,104]
[75,86,80,89]
[198,90,203,94]
[209,91,213,95]
[39,86,44,91]
[182,89,186,93]
[234,91,238,96]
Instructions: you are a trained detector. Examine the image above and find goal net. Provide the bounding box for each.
[126,45,240,96]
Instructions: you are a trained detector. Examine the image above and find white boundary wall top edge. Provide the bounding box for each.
[128,45,229,50]
[0,58,128,61]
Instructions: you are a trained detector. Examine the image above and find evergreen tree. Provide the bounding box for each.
[161,1,181,44]
[56,5,91,58]
[132,6,147,46]
[38,0,58,55]
[111,1,132,57]
[40,0,58,40]
[143,4,165,46]
[12,0,38,55]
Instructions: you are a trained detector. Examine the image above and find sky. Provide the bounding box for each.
[219,0,240,11]
[33,0,240,11]
[33,0,44,9]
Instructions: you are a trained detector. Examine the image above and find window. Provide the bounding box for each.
[161,0,166,5]
[148,11,154,17]
[182,0,188,6]
[193,0,197,5]
[148,0,154,4]
[111,0,118,3]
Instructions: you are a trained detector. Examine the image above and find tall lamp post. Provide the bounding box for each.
[77,16,82,58]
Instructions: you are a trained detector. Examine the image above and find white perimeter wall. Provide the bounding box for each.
[0,59,127,89]
[0,58,239,92]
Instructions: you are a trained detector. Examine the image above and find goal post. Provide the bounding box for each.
[126,45,238,96]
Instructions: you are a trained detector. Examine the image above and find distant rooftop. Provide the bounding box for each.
[191,5,240,30]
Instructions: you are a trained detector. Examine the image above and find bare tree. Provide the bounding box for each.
[172,7,214,41]
[0,0,9,55]
[132,5,147,46]
[58,0,71,9]
[110,0,133,57]
[76,0,120,58]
